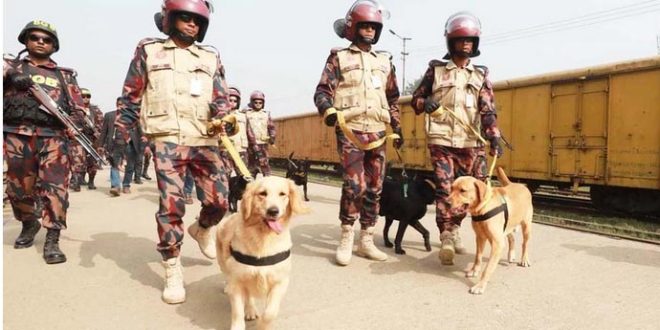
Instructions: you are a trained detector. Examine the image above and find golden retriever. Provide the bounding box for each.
[216,176,308,330]
[449,167,532,295]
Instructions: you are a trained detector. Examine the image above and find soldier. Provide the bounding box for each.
[411,12,503,265]
[81,88,103,190]
[115,0,231,304]
[222,86,256,179]
[314,0,403,266]
[3,19,87,264]
[245,90,275,177]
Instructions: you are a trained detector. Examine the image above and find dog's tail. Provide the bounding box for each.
[496,166,511,186]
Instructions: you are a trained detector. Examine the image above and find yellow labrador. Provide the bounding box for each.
[449,167,532,295]
[216,176,308,330]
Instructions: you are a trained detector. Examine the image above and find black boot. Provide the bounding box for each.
[134,177,143,185]
[142,161,152,180]
[70,173,81,192]
[80,172,87,185]
[14,219,41,249]
[43,229,67,264]
[88,173,97,190]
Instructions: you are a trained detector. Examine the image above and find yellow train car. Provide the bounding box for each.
[271,56,660,214]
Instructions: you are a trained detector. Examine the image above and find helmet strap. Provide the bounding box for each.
[171,28,196,45]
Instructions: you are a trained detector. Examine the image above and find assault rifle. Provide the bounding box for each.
[29,84,107,166]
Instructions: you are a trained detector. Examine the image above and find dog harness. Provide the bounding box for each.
[471,195,509,231]
[230,246,291,266]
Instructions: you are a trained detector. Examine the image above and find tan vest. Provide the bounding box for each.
[333,46,392,133]
[228,110,249,152]
[140,39,218,147]
[245,109,270,145]
[425,61,485,147]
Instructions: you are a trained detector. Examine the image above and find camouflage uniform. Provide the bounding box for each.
[245,108,275,177]
[3,54,86,230]
[115,37,232,260]
[314,44,402,228]
[411,60,499,233]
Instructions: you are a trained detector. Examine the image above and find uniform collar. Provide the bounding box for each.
[163,38,201,57]
[348,43,377,57]
[23,55,58,69]
[446,59,474,72]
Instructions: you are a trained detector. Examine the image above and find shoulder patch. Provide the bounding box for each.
[331,47,348,55]
[198,44,220,56]
[429,59,447,67]
[375,50,393,60]
[3,53,17,61]
[138,37,165,47]
[474,64,489,76]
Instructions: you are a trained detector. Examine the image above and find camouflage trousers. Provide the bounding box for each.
[249,144,271,177]
[336,128,387,228]
[86,153,100,175]
[429,145,487,232]
[219,149,248,179]
[151,141,229,260]
[68,143,86,190]
[4,133,70,229]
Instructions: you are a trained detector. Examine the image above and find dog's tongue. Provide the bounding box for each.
[266,219,283,234]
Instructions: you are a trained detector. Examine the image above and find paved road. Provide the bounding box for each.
[4,168,660,329]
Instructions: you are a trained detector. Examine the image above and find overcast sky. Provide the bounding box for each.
[3,0,659,117]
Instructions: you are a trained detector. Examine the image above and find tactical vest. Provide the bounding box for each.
[228,110,249,151]
[245,109,270,145]
[140,39,218,147]
[3,58,70,128]
[333,47,392,133]
[425,62,486,148]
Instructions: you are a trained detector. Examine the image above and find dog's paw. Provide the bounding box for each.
[245,307,259,321]
[304,197,310,202]
[465,269,478,278]
[384,241,394,248]
[424,240,432,252]
[394,247,406,255]
[518,259,531,267]
[469,283,486,295]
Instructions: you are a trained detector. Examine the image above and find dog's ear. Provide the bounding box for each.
[240,181,256,219]
[473,180,487,206]
[286,179,309,218]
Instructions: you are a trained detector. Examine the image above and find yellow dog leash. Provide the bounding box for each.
[207,115,253,180]
[323,108,400,151]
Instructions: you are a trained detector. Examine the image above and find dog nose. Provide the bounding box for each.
[266,207,279,217]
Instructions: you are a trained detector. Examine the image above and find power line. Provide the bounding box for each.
[409,0,660,57]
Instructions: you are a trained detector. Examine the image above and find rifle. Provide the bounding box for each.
[29,83,108,166]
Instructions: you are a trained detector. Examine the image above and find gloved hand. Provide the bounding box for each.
[224,122,235,135]
[489,136,503,158]
[393,128,404,150]
[324,112,337,127]
[252,147,264,160]
[8,70,33,91]
[269,136,275,145]
[423,98,439,114]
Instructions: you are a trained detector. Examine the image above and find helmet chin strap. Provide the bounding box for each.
[357,35,376,45]
[172,29,196,44]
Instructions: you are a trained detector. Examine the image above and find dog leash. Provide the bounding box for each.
[323,108,401,151]
[208,115,253,181]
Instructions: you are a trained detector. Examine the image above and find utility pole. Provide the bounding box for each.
[657,35,660,55]
[389,29,411,94]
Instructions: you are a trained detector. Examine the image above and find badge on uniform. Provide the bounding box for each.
[371,75,382,89]
[190,78,202,96]
[466,93,474,108]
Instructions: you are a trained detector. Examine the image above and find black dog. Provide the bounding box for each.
[285,152,310,201]
[379,175,436,255]
[227,175,249,213]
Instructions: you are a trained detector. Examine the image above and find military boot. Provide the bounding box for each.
[87,173,97,190]
[335,224,354,266]
[14,219,41,249]
[43,229,67,264]
[80,172,87,185]
[356,226,388,261]
[454,230,467,254]
[162,257,185,304]
[70,174,81,192]
[187,221,216,259]
[439,230,456,265]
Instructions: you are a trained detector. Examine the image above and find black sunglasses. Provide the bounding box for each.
[82,95,91,99]
[28,34,54,45]
[177,13,203,25]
